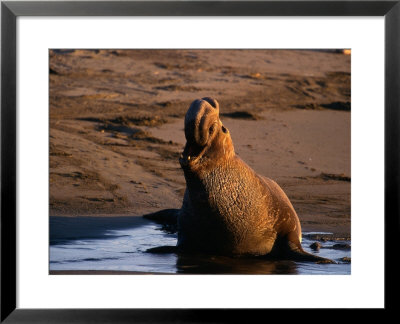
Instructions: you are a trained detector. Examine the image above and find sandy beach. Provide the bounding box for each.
[49,49,350,237]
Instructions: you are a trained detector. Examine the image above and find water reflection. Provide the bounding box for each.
[176,253,298,274]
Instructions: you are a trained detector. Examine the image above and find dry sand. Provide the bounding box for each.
[50,49,350,236]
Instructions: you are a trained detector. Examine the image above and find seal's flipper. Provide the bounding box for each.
[287,247,337,264]
[143,209,179,225]
[286,232,336,264]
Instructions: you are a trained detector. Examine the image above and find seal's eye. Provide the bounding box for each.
[222,126,228,133]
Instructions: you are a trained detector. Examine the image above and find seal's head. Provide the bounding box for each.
[180,97,234,170]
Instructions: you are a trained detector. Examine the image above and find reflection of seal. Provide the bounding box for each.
[178,97,332,262]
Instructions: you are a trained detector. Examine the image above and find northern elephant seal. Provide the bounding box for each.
[176,97,333,262]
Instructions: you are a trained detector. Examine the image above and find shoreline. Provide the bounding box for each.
[49,215,351,242]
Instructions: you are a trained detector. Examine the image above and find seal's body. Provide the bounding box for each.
[177,97,330,262]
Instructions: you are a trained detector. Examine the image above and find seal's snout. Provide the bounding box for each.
[180,97,222,168]
[201,97,219,110]
[184,97,220,147]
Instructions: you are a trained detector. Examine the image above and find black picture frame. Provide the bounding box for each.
[1,0,398,322]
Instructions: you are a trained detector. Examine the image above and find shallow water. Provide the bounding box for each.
[50,217,351,275]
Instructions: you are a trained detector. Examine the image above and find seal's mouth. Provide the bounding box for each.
[180,121,219,167]
[179,142,209,167]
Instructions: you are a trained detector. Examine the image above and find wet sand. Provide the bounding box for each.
[50,49,350,237]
